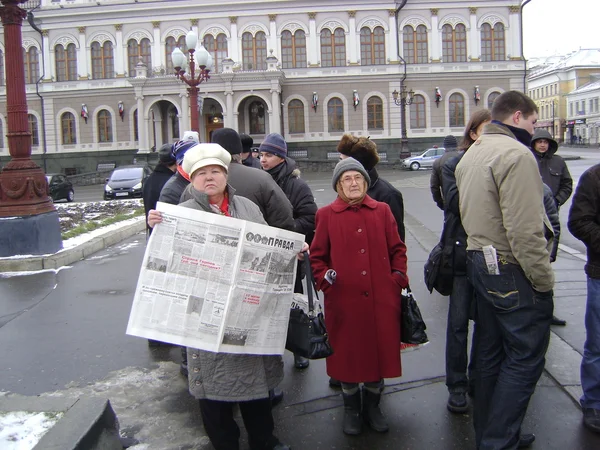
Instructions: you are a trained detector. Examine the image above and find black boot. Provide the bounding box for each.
[342,391,362,435]
[362,388,389,432]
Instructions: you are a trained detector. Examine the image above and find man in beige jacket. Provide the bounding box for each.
[456,91,554,449]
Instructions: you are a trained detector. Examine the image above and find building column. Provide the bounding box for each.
[41,30,52,81]
[152,21,161,74]
[508,5,521,59]
[180,92,190,133]
[308,12,318,66]
[348,11,357,64]
[388,9,398,63]
[270,87,281,134]
[430,9,440,62]
[136,94,149,152]
[229,17,239,63]
[114,24,125,77]
[77,26,88,79]
[268,14,278,56]
[469,7,480,61]
[225,90,234,128]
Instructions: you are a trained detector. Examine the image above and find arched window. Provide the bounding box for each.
[98,110,113,142]
[91,41,114,79]
[449,93,465,127]
[55,43,77,81]
[133,109,139,142]
[410,94,426,129]
[61,112,76,144]
[481,23,505,62]
[249,101,266,134]
[127,38,152,75]
[320,28,346,67]
[288,99,305,134]
[166,35,186,74]
[442,23,467,63]
[242,32,267,71]
[28,114,39,146]
[360,26,385,65]
[367,97,383,130]
[24,47,39,84]
[487,91,501,109]
[281,30,307,69]
[403,25,429,64]
[327,97,344,132]
[203,33,228,73]
[0,50,4,86]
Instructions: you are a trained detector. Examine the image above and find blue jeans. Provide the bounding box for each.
[467,251,553,450]
[581,277,600,411]
[446,274,477,394]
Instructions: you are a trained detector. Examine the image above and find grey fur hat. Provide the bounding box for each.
[332,157,371,191]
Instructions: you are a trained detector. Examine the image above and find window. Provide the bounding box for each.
[91,41,114,79]
[28,114,39,146]
[327,97,344,132]
[403,25,428,64]
[569,102,573,117]
[133,109,139,141]
[590,99,594,113]
[281,30,307,69]
[0,50,5,86]
[127,38,152,75]
[595,98,599,114]
[98,110,113,142]
[488,91,501,109]
[61,112,76,144]
[166,36,186,74]
[442,24,467,63]
[55,43,77,81]
[287,99,305,133]
[449,93,465,127]
[0,121,3,148]
[481,23,505,61]
[320,28,346,67]
[24,47,39,84]
[360,26,385,65]
[546,86,549,97]
[366,96,384,130]
[410,94,426,129]
[249,101,265,134]
[204,33,228,73]
[582,101,586,114]
[242,32,267,71]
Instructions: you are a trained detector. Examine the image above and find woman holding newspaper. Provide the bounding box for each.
[309,157,409,436]
[147,143,305,450]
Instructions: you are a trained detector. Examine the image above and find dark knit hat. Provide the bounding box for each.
[211,128,243,155]
[158,143,176,165]
[259,133,287,158]
[337,134,380,171]
[240,133,253,153]
[332,157,371,191]
[443,135,458,149]
[172,139,198,165]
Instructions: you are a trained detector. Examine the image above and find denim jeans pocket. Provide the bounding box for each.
[481,272,520,311]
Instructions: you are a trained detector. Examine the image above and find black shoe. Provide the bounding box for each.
[517,433,535,448]
[294,354,310,369]
[551,315,567,326]
[362,389,389,433]
[342,391,363,435]
[583,408,600,433]
[447,392,468,413]
[329,377,342,388]
[269,388,284,407]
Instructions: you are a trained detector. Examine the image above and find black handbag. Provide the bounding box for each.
[424,239,454,296]
[285,252,334,359]
[401,287,429,345]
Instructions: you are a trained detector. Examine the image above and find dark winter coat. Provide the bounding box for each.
[568,163,600,279]
[441,153,468,275]
[310,196,409,383]
[142,164,175,232]
[530,130,573,206]
[242,154,261,169]
[158,171,189,205]
[543,183,560,262]
[367,168,406,242]
[431,149,461,210]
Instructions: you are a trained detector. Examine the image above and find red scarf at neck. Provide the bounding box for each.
[209,192,230,216]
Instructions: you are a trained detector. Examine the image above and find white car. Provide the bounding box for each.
[401,147,446,171]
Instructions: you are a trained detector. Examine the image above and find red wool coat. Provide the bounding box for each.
[310,195,409,383]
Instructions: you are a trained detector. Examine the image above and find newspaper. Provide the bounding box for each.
[126,201,305,355]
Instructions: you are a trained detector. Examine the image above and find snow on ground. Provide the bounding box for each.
[0,411,64,450]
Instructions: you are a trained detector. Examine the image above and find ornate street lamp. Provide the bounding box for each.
[392,83,414,158]
[171,29,212,133]
[0,0,61,257]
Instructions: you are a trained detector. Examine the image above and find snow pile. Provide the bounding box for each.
[0,411,64,450]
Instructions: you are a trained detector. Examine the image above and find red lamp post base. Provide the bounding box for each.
[0,159,55,217]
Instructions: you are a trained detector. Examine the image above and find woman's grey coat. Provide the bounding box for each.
[179,185,284,401]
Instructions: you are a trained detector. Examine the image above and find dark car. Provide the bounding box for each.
[46,173,75,202]
[104,165,152,200]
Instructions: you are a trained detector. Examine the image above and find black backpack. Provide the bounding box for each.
[424,238,454,296]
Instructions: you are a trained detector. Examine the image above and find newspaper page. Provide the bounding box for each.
[126,201,305,355]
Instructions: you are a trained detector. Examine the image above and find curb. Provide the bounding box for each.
[403,211,583,408]
[0,218,145,273]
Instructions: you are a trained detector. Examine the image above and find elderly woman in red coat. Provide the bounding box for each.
[310,157,409,436]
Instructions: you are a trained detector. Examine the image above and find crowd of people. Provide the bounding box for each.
[141,89,600,450]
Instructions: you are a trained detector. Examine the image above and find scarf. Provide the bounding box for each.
[491,120,532,148]
[209,192,230,216]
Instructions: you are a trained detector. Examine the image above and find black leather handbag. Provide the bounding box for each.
[401,286,429,345]
[285,252,333,359]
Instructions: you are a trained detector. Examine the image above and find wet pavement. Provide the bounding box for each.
[2,159,600,449]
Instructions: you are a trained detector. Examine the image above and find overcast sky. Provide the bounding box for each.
[522,0,600,57]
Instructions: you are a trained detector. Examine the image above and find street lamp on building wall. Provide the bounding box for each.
[392,83,414,158]
[171,30,212,133]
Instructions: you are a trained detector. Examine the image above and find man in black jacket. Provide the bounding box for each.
[568,163,600,434]
[240,133,261,168]
[431,135,461,210]
[142,144,176,235]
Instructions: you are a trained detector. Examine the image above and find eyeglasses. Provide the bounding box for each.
[340,174,365,185]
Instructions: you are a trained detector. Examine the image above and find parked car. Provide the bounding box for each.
[46,173,75,202]
[104,165,152,200]
[401,147,445,171]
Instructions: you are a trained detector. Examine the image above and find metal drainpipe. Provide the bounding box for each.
[27,10,48,173]
[521,0,532,92]
[394,0,409,86]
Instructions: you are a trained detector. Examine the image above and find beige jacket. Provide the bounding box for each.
[455,123,554,292]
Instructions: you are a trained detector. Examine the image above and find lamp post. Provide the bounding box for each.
[171,30,212,133]
[392,84,414,158]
